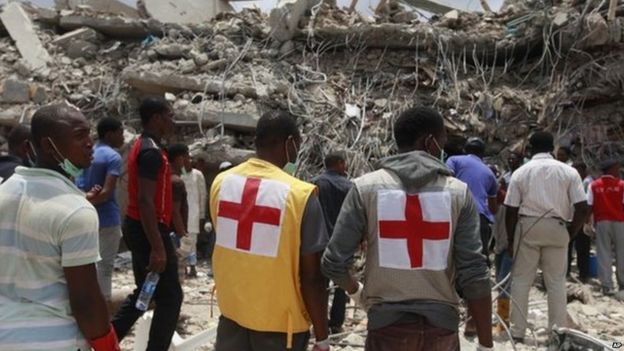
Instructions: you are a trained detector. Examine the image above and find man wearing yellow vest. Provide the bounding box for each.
[210,111,330,351]
[322,106,493,351]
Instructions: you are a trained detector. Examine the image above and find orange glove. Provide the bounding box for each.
[88,325,120,351]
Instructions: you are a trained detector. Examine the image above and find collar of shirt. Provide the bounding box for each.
[531,152,554,161]
[14,166,84,195]
[601,175,618,179]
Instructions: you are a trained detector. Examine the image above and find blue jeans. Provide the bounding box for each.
[495,251,513,298]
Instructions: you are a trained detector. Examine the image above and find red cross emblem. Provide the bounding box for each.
[378,194,450,268]
[217,177,282,251]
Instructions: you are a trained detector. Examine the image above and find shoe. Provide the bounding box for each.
[188,265,198,278]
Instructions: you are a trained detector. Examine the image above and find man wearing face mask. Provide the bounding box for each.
[210,111,330,351]
[0,103,119,350]
[112,97,182,351]
[322,106,493,351]
[0,124,35,183]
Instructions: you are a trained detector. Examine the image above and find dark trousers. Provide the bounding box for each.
[329,287,348,330]
[112,217,183,351]
[480,214,492,265]
[365,318,459,351]
[215,315,310,351]
[568,233,591,280]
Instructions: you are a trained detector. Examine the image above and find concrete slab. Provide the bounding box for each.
[142,0,233,25]
[59,15,155,38]
[56,0,139,18]
[0,3,51,72]
[269,0,320,42]
[52,27,103,47]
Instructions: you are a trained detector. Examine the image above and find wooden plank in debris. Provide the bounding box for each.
[0,3,51,72]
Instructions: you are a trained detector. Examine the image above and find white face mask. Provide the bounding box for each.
[283,137,299,176]
[429,135,446,163]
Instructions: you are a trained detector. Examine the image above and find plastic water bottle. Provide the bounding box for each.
[135,272,160,311]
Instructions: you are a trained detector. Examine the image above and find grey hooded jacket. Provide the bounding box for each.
[321,151,490,331]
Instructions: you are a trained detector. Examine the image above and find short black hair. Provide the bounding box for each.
[464,137,486,156]
[255,111,300,148]
[600,159,620,173]
[167,143,189,161]
[394,106,444,150]
[558,146,572,156]
[324,151,346,169]
[140,97,171,125]
[8,124,31,151]
[573,162,587,171]
[97,117,122,139]
[31,103,82,148]
[529,131,554,154]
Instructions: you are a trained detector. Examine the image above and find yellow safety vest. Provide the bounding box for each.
[209,158,315,347]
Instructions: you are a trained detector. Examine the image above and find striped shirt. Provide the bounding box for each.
[0,167,100,351]
[504,153,586,221]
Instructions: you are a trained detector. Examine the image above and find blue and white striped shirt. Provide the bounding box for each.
[0,167,100,351]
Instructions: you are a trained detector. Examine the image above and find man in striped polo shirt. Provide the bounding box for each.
[0,104,119,351]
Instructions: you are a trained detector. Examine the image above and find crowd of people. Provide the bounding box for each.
[0,98,622,351]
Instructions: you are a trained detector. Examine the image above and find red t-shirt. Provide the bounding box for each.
[589,175,624,222]
[126,135,173,227]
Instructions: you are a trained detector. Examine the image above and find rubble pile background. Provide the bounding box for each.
[1,0,624,178]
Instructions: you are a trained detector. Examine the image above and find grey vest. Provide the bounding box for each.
[354,168,469,309]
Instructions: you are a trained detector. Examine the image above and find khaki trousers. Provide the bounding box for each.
[510,217,569,338]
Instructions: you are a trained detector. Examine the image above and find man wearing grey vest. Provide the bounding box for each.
[322,106,493,351]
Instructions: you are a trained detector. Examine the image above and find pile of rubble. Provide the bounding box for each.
[1,0,624,177]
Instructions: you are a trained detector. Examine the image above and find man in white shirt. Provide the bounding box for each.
[504,131,589,343]
[181,155,208,277]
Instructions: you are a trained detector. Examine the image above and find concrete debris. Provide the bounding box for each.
[269,0,320,42]
[0,3,51,73]
[58,15,160,39]
[56,0,140,18]
[52,27,103,48]
[0,78,30,104]
[142,0,234,25]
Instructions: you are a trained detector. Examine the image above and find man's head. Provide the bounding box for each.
[7,124,33,163]
[31,103,93,175]
[508,151,522,171]
[464,137,486,158]
[139,97,175,139]
[393,106,447,158]
[97,117,124,149]
[324,151,347,174]
[573,162,588,179]
[556,146,572,163]
[254,110,301,168]
[600,159,621,177]
[528,131,554,156]
[167,143,189,173]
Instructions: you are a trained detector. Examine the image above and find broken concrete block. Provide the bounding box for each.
[30,85,48,104]
[269,0,320,42]
[553,12,569,27]
[52,27,103,48]
[154,44,191,60]
[443,10,459,20]
[0,3,51,72]
[142,0,233,25]
[66,40,98,59]
[584,13,609,47]
[59,15,156,39]
[1,78,30,103]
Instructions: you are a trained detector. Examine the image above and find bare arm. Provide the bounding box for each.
[65,264,110,339]
[505,205,519,256]
[569,201,589,239]
[300,252,329,342]
[467,295,493,347]
[87,174,118,206]
[138,177,166,272]
[488,197,499,215]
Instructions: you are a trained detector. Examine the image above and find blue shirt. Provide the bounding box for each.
[76,143,122,228]
[446,154,498,222]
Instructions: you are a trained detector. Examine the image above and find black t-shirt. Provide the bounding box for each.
[0,155,24,183]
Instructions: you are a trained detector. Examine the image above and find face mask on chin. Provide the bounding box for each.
[48,137,83,178]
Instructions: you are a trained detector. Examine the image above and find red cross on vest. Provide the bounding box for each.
[218,178,282,251]
[378,193,450,268]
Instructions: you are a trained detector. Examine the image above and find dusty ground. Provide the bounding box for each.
[112,255,624,350]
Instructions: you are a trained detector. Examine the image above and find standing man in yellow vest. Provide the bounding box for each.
[210,111,330,351]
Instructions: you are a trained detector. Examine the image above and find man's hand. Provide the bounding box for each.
[86,185,102,200]
[148,246,167,273]
[347,282,364,310]
[312,339,330,351]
